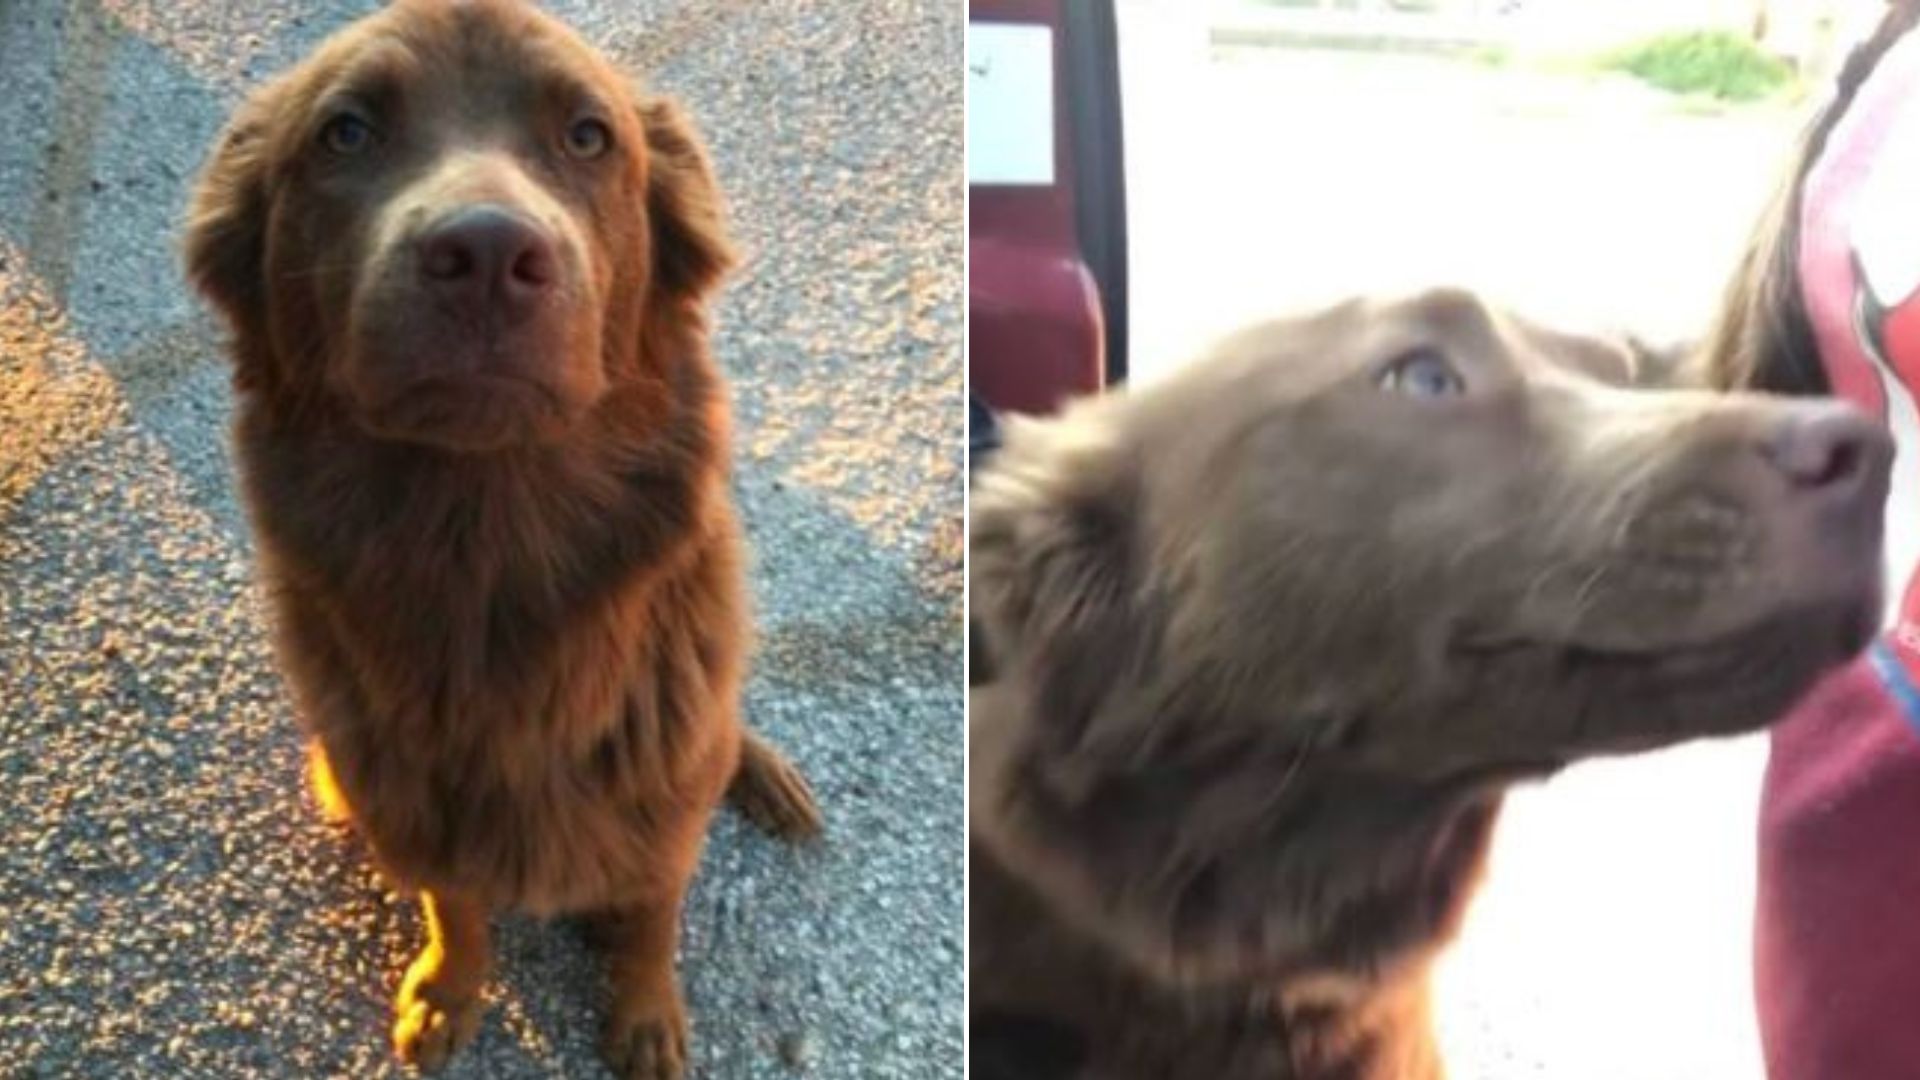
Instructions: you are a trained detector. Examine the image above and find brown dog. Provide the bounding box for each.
[182,2,820,1076]
[968,289,1889,1079]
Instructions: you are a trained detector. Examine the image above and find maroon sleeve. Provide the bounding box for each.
[1756,648,1920,1078]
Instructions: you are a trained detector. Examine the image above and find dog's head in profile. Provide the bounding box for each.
[971,288,1888,993]
[185,0,732,452]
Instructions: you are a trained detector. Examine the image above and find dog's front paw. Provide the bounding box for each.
[393,955,485,1072]
[306,740,354,827]
[602,994,689,1080]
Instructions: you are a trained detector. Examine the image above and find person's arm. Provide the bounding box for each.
[1741,6,1920,1077]
[1757,653,1920,1078]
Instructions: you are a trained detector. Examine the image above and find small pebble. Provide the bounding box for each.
[777,1031,813,1071]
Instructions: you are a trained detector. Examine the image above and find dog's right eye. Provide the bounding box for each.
[1377,348,1465,399]
[320,114,375,155]
[564,118,613,160]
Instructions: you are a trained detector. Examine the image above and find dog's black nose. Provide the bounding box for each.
[418,205,557,312]
[1761,401,1893,498]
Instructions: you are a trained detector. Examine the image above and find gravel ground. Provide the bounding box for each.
[0,2,962,1078]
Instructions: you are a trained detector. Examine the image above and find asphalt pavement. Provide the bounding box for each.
[0,2,963,1077]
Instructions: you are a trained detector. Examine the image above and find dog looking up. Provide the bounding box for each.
[969,289,1888,1079]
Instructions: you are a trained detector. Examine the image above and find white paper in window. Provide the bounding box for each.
[967,23,1055,186]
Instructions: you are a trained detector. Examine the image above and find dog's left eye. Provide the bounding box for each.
[1378,349,1465,399]
[320,113,375,155]
[565,118,612,160]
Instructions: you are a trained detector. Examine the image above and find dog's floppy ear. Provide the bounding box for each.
[972,407,1155,765]
[638,94,738,305]
[183,85,282,388]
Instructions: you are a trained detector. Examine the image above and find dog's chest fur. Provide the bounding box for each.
[968,690,1494,1080]
[972,839,1454,1080]
[237,397,745,914]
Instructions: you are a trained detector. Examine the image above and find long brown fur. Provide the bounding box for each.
[182,3,819,1076]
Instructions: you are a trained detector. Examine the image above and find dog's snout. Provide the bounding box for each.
[418,205,557,310]
[1760,402,1892,498]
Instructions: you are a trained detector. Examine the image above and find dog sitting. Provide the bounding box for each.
[183,2,819,1076]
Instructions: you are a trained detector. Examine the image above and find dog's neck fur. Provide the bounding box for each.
[231,330,737,756]
[970,682,1499,1080]
[238,320,718,592]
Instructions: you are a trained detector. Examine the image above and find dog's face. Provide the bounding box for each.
[974,289,1890,781]
[185,0,732,452]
